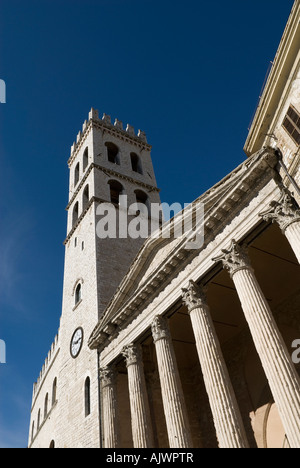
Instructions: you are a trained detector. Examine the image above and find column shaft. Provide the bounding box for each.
[232,267,300,448]
[182,281,249,448]
[152,316,193,448]
[122,344,154,448]
[214,240,300,448]
[99,367,120,448]
[284,221,300,264]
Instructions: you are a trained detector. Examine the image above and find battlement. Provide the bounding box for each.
[70,107,149,159]
[32,331,60,402]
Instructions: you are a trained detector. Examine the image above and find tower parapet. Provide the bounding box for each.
[69,108,149,164]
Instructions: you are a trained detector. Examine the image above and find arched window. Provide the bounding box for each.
[85,377,91,417]
[52,378,57,406]
[74,162,80,186]
[75,283,82,305]
[82,185,89,211]
[130,153,143,174]
[83,148,88,172]
[49,440,55,449]
[134,190,150,216]
[37,410,41,430]
[72,202,79,227]
[31,422,35,442]
[108,180,124,205]
[105,142,120,165]
[135,190,149,206]
[44,394,49,420]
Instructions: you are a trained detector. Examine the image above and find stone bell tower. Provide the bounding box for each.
[56,108,161,448]
[29,108,160,448]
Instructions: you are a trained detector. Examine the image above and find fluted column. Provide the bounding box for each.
[182,280,249,448]
[260,188,300,264]
[122,343,154,448]
[151,315,193,448]
[99,366,120,448]
[213,240,300,448]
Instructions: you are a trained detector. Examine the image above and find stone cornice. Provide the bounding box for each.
[88,147,279,351]
[92,119,152,151]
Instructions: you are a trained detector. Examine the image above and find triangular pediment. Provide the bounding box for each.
[88,147,279,350]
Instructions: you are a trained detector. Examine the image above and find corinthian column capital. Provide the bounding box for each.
[213,240,252,277]
[122,343,142,367]
[181,280,207,313]
[151,316,170,343]
[99,366,116,388]
[259,189,300,232]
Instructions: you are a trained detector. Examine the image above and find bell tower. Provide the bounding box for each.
[54,108,161,447]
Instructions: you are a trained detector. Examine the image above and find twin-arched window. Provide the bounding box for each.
[108,180,124,205]
[135,189,150,213]
[72,184,90,228]
[72,202,79,227]
[74,163,80,187]
[44,394,49,419]
[82,185,89,211]
[74,147,89,188]
[131,152,143,174]
[52,378,57,406]
[83,148,88,172]
[106,142,120,165]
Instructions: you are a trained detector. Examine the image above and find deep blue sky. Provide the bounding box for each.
[0,0,295,448]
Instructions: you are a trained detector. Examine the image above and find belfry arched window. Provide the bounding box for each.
[72,202,79,227]
[83,148,88,172]
[74,163,80,186]
[44,393,49,420]
[108,180,124,205]
[130,153,143,174]
[83,185,89,211]
[105,142,120,165]
[135,190,149,207]
[52,378,57,406]
[134,190,150,216]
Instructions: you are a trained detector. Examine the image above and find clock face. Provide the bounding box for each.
[70,327,84,358]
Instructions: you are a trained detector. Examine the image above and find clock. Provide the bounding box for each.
[70,327,84,358]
